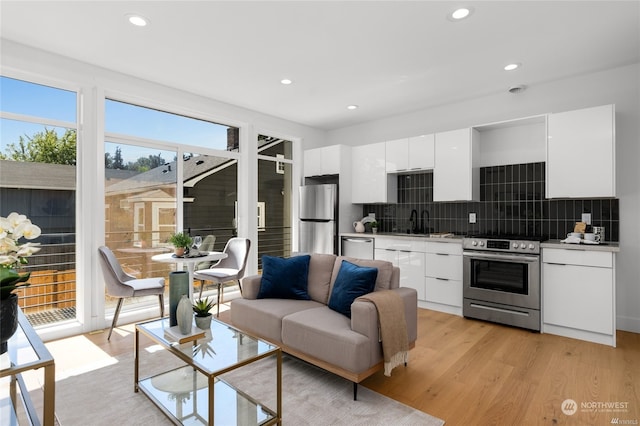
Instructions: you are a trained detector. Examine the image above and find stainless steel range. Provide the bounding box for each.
[462,235,541,331]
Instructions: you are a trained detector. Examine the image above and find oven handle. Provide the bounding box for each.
[462,251,539,263]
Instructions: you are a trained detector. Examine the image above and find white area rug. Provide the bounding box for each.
[54,348,444,425]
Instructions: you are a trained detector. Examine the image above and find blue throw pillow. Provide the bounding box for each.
[257,255,311,300]
[328,260,378,318]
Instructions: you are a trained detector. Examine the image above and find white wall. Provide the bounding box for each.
[327,64,640,333]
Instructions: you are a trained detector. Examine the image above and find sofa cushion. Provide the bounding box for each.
[258,255,311,300]
[282,306,374,373]
[330,257,394,292]
[307,253,337,304]
[328,260,378,318]
[231,298,324,343]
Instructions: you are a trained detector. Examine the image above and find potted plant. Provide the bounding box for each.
[192,297,215,329]
[370,220,379,233]
[0,212,41,354]
[168,232,192,256]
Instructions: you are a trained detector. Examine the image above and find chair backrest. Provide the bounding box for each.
[216,238,251,279]
[98,246,136,297]
[195,234,217,270]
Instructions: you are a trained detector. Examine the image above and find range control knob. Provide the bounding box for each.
[520,243,526,249]
[529,244,535,250]
[479,241,485,247]
[472,240,478,246]
[512,243,519,249]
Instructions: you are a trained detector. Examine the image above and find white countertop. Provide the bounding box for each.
[341,233,619,251]
[340,232,463,243]
[541,239,620,252]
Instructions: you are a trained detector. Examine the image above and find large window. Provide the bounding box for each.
[104,100,239,317]
[0,75,78,326]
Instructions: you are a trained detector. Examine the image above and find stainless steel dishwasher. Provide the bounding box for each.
[340,236,374,259]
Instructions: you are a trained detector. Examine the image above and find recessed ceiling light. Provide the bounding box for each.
[126,14,149,27]
[450,7,472,20]
[347,105,358,110]
[280,79,292,85]
[504,63,520,71]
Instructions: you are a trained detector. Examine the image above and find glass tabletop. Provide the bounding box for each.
[137,317,277,375]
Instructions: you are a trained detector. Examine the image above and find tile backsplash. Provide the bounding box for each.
[363,162,619,242]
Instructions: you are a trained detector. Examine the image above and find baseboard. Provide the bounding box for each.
[617,315,640,334]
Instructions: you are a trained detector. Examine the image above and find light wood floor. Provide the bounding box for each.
[86,306,640,425]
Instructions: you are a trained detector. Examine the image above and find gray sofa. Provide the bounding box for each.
[230,254,418,398]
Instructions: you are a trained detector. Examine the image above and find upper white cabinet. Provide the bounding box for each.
[303,145,347,177]
[546,104,615,198]
[351,142,397,204]
[433,128,479,201]
[385,134,435,173]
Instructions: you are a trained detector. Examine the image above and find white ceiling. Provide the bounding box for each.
[1,1,638,130]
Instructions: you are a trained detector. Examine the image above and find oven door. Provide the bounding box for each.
[463,251,540,310]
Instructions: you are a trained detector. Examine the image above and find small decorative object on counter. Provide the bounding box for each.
[176,295,193,334]
[353,221,365,233]
[370,221,378,233]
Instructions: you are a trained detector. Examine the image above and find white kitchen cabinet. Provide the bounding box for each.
[546,104,615,198]
[374,236,426,301]
[385,134,435,172]
[303,144,347,177]
[433,128,479,201]
[424,241,463,315]
[542,248,615,346]
[408,134,435,170]
[351,142,397,204]
[385,138,409,172]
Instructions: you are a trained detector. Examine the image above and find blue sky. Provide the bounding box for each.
[1,76,232,163]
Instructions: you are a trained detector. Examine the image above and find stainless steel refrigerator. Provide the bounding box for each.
[299,184,337,254]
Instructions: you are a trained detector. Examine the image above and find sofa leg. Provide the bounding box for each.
[353,382,358,400]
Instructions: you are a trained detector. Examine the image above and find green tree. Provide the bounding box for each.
[0,128,76,165]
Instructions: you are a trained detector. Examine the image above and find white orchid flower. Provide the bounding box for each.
[0,256,18,266]
[16,243,41,257]
[0,216,11,238]
[7,212,28,229]
[14,222,41,240]
[0,236,18,253]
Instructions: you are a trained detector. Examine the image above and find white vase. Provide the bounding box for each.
[176,295,192,334]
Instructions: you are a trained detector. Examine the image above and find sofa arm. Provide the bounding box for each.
[351,287,418,344]
[240,274,261,300]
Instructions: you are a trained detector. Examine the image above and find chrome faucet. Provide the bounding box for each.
[420,209,430,234]
[409,209,418,234]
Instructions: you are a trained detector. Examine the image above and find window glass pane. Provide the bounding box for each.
[258,135,292,160]
[0,76,76,122]
[105,99,238,151]
[257,158,292,269]
[0,116,77,326]
[1,119,76,165]
[184,153,238,253]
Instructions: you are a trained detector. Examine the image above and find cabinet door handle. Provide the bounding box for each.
[545,262,567,266]
[435,253,449,256]
[435,277,449,281]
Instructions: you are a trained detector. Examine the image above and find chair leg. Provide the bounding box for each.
[216,283,222,317]
[237,279,242,295]
[158,294,165,318]
[199,279,205,300]
[108,298,124,340]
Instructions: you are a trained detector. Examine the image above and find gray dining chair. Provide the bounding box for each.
[195,234,217,270]
[98,246,165,339]
[193,238,251,317]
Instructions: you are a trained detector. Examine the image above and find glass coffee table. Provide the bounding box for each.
[135,317,281,425]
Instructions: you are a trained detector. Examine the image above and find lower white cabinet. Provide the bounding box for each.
[542,248,615,347]
[374,236,426,301]
[424,241,463,315]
